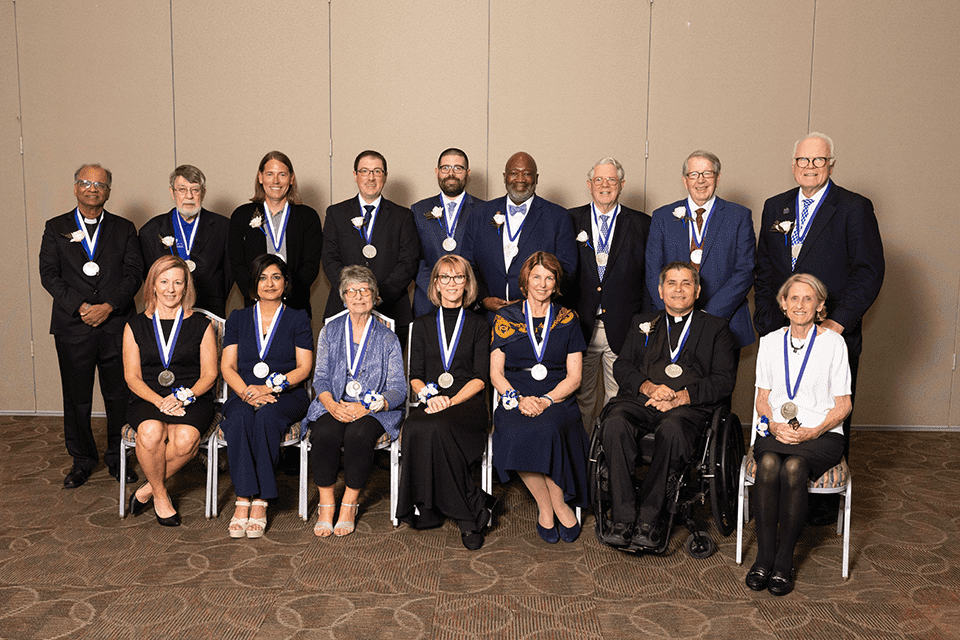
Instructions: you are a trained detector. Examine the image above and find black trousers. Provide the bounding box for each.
[600,397,710,524]
[308,414,385,489]
[54,330,128,472]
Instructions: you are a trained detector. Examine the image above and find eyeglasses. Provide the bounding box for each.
[591,177,621,186]
[794,157,833,168]
[684,171,716,180]
[436,274,466,284]
[174,187,202,196]
[356,168,385,177]
[438,165,467,175]
[76,179,110,191]
[344,287,372,298]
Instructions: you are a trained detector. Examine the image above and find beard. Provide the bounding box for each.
[177,205,201,219]
[439,176,465,197]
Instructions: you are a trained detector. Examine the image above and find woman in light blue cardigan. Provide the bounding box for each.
[305,265,406,537]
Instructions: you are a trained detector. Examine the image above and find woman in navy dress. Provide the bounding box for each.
[221,254,314,538]
[124,255,218,526]
[491,251,588,544]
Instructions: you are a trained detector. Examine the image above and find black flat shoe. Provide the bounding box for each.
[63,467,90,489]
[156,510,181,527]
[128,486,151,517]
[557,519,581,543]
[605,522,633,547]
[745,565,771,591]
[768,569,795,596]
[631,521,663,549]
[536,522,559,544]
[461,529,485,551]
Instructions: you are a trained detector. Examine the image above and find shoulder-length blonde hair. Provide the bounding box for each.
[778,273,828,322]
[144,255,196,316]
[428,255,478,307]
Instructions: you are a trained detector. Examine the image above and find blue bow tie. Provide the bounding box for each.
[508,204,526,216]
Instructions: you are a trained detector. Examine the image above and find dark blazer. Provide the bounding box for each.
[646,197,756,348]
[568,204,651,353]
[39,210,143,335]
[227,202,323,316]
[461,195,577,319]
[613,310,737,408]
[321,196,420,327]
[410,192,484,317]
[754,181,884,358]
[139,208,231,317]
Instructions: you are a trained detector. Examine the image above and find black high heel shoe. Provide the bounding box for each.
[156,502,181,527]
[128,485,151,517]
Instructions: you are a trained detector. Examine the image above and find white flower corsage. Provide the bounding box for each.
[500,389,520,410]
[361,390,385,412]
[266,372,289,394]
[173,386,195,406]
[417,382,440,404]
[757,415,770,437]
[160,235,176,247]
[64,230,85,243]
[491,212,505,228]
[249,214,264,229]
[351,216,365,229]
[429,206,443,219]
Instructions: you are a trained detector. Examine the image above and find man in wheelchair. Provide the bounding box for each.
[597,261,737,549]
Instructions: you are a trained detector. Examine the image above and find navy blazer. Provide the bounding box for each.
[461,194,577,321]
[410,192,484,317]
[754,181,884,357]
[139,208,232,317]
[39,210,143,336]
[321,196,420,328]
[568,204,651,353]
[646,197,756,348]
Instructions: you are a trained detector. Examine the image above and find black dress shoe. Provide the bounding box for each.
[156,510,181,527]
[605,522,633,547]
[768,569,796,596]
[461,529,485,550]
[745,564,772,591]
[557,519,581,543]
[128,486,152,517]
[536,522,559,544]
[632,521,663,549]
[109,464,139,484]
[63,467,90,489]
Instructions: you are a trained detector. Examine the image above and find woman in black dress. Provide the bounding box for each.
[397,256,494,550]
[123,255,218,526]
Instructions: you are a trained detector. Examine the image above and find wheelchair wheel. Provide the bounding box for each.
[685,531,715,559]
[587,422,614,544]
[708,410,744,537]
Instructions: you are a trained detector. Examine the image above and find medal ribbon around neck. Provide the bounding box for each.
[437,307,465,376]
[73,208,101,261]
[356,203,379,244]
[793,181,831,246]
[262,202,290,254]
[523,301,553,368]
[665,312,693,364]
[440,197,463,240]
[504,207,527,245]
[152,306,184,371]
[345,314,375,380]
[783,325,818,400]
[254,302,285,364]
[591,203,619,254]
[688,203,712,251]
[172,210,199,261]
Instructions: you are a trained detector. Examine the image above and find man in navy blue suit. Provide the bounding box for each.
[461,151,577,322]
[410,148,484,317]
[646,151,756,356]
[755,134,884,522]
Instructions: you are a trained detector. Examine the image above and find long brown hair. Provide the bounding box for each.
[144,255,196,316]
[250,150,302,205]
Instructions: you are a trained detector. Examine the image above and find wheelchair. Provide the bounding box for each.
[588,404,744,558]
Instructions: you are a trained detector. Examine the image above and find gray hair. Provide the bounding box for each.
[338,265,379,303]
[793,132,836,165]
[74,163,112,187]
[682,151,721,175]
[587,157,624,181]
[777,273,828,322]
[169,164,206,190]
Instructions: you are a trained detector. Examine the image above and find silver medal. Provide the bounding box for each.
[781,402,798,420]
[791,244,801,259]
[186,259,196,272]
[596,253,608,266]
[690,249,703,265]
[531,363,548,380]
[442,237,457,252]
[253,361,269,379]
[438,372,454,388]
[665,363,683,378]
[346,379,362,398]
[504,243,519,258]
[82,261,100,276]
[158,369,175,387]
[362,244,377,259]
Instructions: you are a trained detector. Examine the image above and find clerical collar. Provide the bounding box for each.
[82,213,102,225]
[668,310,692,323]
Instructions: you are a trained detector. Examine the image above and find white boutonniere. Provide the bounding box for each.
[771,220,794,234]
[63,230,85,243]
[351,216,365,229]
[429,206,443,219]
[576,230,589,244]
[249,214,264,229]
[639,317,658,346]
[491,212,505,228]
[672,206,687,221]
[159,235,176,247]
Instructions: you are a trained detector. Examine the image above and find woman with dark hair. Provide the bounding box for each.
[396,255,494,550]
[227,151,323,316]
[490,251,589,544]
[124,255,218,526]
[747,273,851,596]
[220,254,314,538]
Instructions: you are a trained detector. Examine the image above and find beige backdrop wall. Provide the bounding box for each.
[3,0,957,429]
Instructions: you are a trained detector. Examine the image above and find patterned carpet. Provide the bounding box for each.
[0,414,958,639]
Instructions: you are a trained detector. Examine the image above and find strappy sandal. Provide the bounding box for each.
[229,500,250,538]
[334,502,360,537]
[246,499,268,538]
[314,504,336,537]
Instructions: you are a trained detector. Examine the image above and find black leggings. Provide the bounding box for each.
[754,451,810,575]
[308,414,385,489]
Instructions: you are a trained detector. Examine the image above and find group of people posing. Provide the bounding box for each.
[39,131,883,597]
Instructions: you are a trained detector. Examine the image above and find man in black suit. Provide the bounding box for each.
[39,164,144,488]
[569,157,651,431]
[139,165,231,317]
[754,132,884,523]
[322,150,420,336]
[599,262,736,549]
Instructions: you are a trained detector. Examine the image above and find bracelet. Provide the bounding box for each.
[541,394,554,406]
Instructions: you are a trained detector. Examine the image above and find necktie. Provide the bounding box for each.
[508,204,525,216]
[791,198,813,269]
[690,208,705,272]
[598,214,610,280]
[446,201,457,216]
[362,204,374,227]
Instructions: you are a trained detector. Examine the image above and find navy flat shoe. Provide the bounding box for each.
[536,522,559,544]
[557,519,581,543]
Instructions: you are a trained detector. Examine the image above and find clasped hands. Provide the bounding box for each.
[768,420,815,444]
[424,395,453,414]
[643,383,689,413]
[241,384,277,409]
[518,395,550,418]
[155,394,186,417]
[79,302,112,327]
[328,400,370,423]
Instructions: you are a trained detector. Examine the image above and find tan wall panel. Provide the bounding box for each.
[0,2,36,412]
[18,1,175,412]
[811,1,960,427]
[488,1,649,209]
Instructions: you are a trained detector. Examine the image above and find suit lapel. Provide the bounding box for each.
[514,197,544,258]
[578,206,600,284]
[189,209,211,254]
[453,195,471,245]
[92,212,114,261]
[605,206,629,272]
[795,184,837,266]
[699,199,724,264]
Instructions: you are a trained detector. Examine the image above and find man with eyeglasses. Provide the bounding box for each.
[39,164,144,489]
[646,151,756,361]
[322,150,419,340]
[461,151,577,323]
[138,165,231,316]
[754,133,884,523]
[568,158,651,431]
[410,148,485,317]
